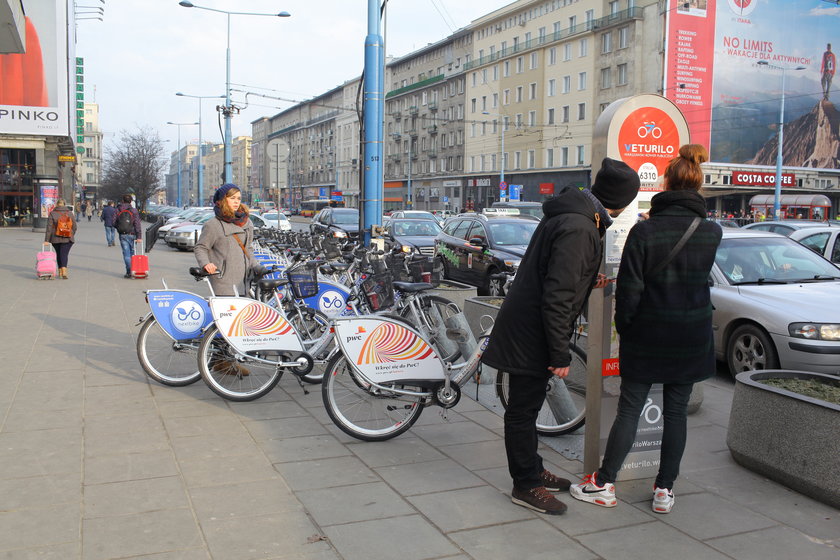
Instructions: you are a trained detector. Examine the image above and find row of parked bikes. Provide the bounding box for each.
[135,228,588,441]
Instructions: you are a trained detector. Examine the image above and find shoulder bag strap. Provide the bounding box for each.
[233,232,248,257]
[646,217,702,277]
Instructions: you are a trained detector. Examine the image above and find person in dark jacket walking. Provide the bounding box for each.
[100,201,117,246]
[483,158,641,515]
[570,144,722,514]
[44,199,77,279]
[115,194,142,278]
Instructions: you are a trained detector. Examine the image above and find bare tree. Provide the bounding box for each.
[100,127,167,211]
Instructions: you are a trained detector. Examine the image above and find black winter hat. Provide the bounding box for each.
[213,183,240,204]
[591,158,641,209]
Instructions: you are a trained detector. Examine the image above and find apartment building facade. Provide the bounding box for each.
[76,103,104,205]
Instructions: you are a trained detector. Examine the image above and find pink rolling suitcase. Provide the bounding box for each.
[37,244,57,279]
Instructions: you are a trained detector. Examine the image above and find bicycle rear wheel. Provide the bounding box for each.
[398,294,461,362]
[495,343,587,436]
[321,353,425,441]
[197,324,284,401]
[136,316,202,386]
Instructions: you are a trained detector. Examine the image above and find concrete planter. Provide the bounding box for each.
[727,370,840,509]
[463,296,503,338]
[429,280,477,313]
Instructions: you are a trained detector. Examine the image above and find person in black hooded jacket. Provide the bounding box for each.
[570,144,722,515]
[482,158,640,515]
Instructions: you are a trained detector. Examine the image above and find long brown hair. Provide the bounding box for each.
[217,187,250,220]
[663,144,708,191]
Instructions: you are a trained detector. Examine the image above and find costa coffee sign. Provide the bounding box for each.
[731,171,796,187]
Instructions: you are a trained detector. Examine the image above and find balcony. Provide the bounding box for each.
[429,125,438,135]
[388,153,401,162]
[426,149,438,158]
[408,106,419,116]
[390,111,401,120]
[405,128,418,137]
[428,102,438,111]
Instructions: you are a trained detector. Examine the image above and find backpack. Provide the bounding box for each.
[115,208,133,235]
[55,213,73,237]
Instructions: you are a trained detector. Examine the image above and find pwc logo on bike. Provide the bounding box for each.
[171,302,205,335]
[617,107,680,184]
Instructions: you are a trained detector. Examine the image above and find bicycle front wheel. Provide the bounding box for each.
[398,294,461,362]
[495,343,587,436]
[321,353,425,441]
[197,324,284,401]
[136,316,202,386]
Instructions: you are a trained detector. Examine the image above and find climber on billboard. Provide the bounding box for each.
[821,43,835,102]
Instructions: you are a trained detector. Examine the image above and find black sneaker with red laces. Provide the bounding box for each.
[540,469,571,492]
[511,486,568,515]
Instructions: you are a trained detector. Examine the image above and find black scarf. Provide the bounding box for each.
[214,205,249,227]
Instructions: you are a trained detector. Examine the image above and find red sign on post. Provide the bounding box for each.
[539,183,554,194]
[731,172,796,187]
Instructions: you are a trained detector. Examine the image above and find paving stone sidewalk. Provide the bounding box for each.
[0,222,837,560]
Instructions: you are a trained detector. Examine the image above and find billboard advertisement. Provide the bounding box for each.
[665,0,840,169]
[0,0,70,136]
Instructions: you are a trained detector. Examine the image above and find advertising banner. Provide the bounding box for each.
[664,0,840,169]
[0,0,70,136]
[39,185,59,219]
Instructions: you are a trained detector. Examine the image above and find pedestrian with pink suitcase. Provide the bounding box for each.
[44,198,77,279]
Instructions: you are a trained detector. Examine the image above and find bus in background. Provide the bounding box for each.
[300,198,345,218]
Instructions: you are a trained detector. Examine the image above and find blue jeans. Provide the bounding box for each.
[597,379,694,490]
[119,234,136,274]
[105,226,116,245]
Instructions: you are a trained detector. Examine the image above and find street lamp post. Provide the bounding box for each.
[757,60,806,219]
[178,2,290,185]
[176,93,224,205]
[166,121,198,207]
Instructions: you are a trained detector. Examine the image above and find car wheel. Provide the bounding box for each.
[437,256,450,279]
[478,268,500,296]
[726,324,779,376]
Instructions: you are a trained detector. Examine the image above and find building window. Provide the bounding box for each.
[514,151,521,169]
[609,1,619,15]
[493,65,499,80]
[602,32,612,54]
[617,63,628,86]
[528,111,536,126]
[516,86,523,103]
[547,107,555,125]
[578,103,586,120]
[548,79,556,97]
[515,113,523,127]
[601,68,612,89]
[563,43,572,61]
[561,146,569,166]
[618,26,629,49]
[530,52,538,69]
[579,38,588,57]
[503,89,510,105]
[529,82,537,100]
[546,148,554,167]
[549,47,557,65]
[504,60,510,77]
[493,92,498,107]
[516,56,524,73]
[527,150,535,169]
[562,105,570,122]
[562,76,571,94]
[471,98,477,113]
[472,72,477,87]
[482,96,487,111]
[578,72,587,90]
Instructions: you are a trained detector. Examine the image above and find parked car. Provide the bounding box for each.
[491,200,543,220]
[434,211,538,295]
[383,218,442,256]
[260,211,292,231]
[742,219,838,237]
[310,207,360,239]
[710,229,840,376]
[166,214,267,251]
[788,226,840,266]
[157,210,212,240]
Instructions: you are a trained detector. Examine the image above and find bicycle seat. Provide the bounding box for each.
[327,262,351,271]
[392,281,434,292]
[257,278,288,292]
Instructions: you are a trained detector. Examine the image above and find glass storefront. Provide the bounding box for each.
[1,149,36,227]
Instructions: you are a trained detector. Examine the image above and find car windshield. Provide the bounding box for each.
[332,211,358,225]
[403,211,437,220]
[715,237,840,285]
[488,221,538,246]
[391,220,441,236]
[194,213,214,224]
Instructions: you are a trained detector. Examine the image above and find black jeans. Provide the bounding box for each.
[504,373,551,489]
[597,379,694,490]
[51,242,73,268]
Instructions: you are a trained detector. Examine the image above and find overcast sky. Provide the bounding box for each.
[76,0,514,154]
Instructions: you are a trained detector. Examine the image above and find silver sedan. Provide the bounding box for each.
[710,229,840,376]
